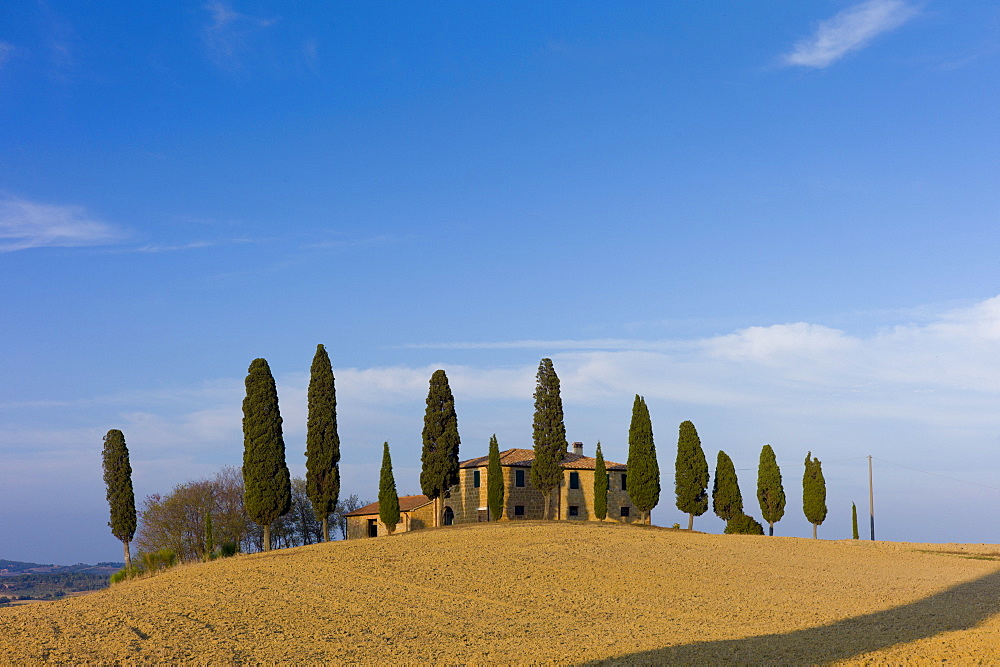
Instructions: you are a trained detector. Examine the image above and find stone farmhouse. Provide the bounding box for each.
[345,442,641,539]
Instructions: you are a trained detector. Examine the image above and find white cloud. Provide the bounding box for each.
[782,0,918,68]
[0,196,125,251]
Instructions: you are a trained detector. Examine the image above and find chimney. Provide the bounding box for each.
[572,441,583,457]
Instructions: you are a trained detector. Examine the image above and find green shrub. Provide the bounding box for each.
[724,514,765,535]
[219,541,239,558]
[141,547,178,572]
[109,566,140,585]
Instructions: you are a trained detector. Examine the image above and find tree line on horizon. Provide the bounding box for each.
[101,351,832,569]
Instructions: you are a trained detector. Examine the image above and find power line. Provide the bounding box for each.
[873,457,1000,493]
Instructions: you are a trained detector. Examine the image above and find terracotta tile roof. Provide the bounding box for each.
[459,448,626,471]
[344,494,432,517]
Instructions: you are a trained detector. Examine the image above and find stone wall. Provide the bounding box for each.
[559,468,641,524]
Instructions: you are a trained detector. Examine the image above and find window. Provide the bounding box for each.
[568,505,579,517]
[473,470,481,488]
[514,505,525,517]
[569,471,580,489]
[515,469,525,487]
[621,473,627,491]
[620,506,630,518]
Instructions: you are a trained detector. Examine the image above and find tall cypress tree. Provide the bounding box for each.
[531,358,567,519]
[102,429,136,570]
[242,357,291,551]
[852,502,860,540]
[712,450,743,522]
[756,444,785,536]
[803,452,828,539]
[420,369,461,526]
[378,442,401,534]
[593,441,608,522]
[487,434,504,521]
[626,395,659,523]
[204,510,215,560]
[305,343,340,542]
[675,420,709,530]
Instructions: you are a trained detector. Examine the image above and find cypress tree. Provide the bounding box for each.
[852,502,860,540]
[420,369,461,526]
[487,434,504,521]
[803,452,828,539]
[674,420,709,530]
[204,510,215,560]
[305,343,341,542]
[756,444,785,536]
[378,442,401,534]
[531,358,567,519]
[626,395,659,523]
[102,429,136,571]
[712,450,743,522]
[593,441,608,522]
[242,357,291,551]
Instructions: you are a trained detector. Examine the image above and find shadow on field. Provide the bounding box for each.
[588,567,1000,664]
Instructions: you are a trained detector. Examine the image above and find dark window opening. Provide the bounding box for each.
[473,469,481,488]
[367,518,377,538]
[515,469,525,487]
[621,473,627,491]
[514,505,525,517]
[569,505,579,517]
[620,506,630,518]
[569,471,580,489]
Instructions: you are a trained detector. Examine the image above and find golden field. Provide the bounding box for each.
[1,521,999,664]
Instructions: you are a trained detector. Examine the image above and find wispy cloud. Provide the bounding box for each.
[400,338,694,352]
[0,42,13,69]
[782,0,919,68]
[0,196,126,251]
[202,1,277,70]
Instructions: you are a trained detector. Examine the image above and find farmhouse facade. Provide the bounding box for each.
[344,495,436,539]
[345,442,642,538]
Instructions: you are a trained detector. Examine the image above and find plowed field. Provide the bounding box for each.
[1,521,999,663]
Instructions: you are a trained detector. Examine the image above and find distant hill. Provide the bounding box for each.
[0,559,123,577]
[0,522,997,662]
[0,560,123,601]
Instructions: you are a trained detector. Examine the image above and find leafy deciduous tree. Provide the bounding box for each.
[675,420,709,530]
[712,450,743,522]
[242,357,291,551]
[531,358,567,519]
[306,343,341,542]
[420,369,461,526]
[136,467,253,560]
[756,444,785,536]
[102,429,137,570]
[487,434,504,521]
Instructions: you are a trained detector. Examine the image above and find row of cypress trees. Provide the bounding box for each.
[676,420,829,537]
[241,346,343,550]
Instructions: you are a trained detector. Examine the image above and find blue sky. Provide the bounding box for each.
[2,1,999,564]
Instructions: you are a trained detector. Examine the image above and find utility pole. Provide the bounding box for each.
[868,455,875,541]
